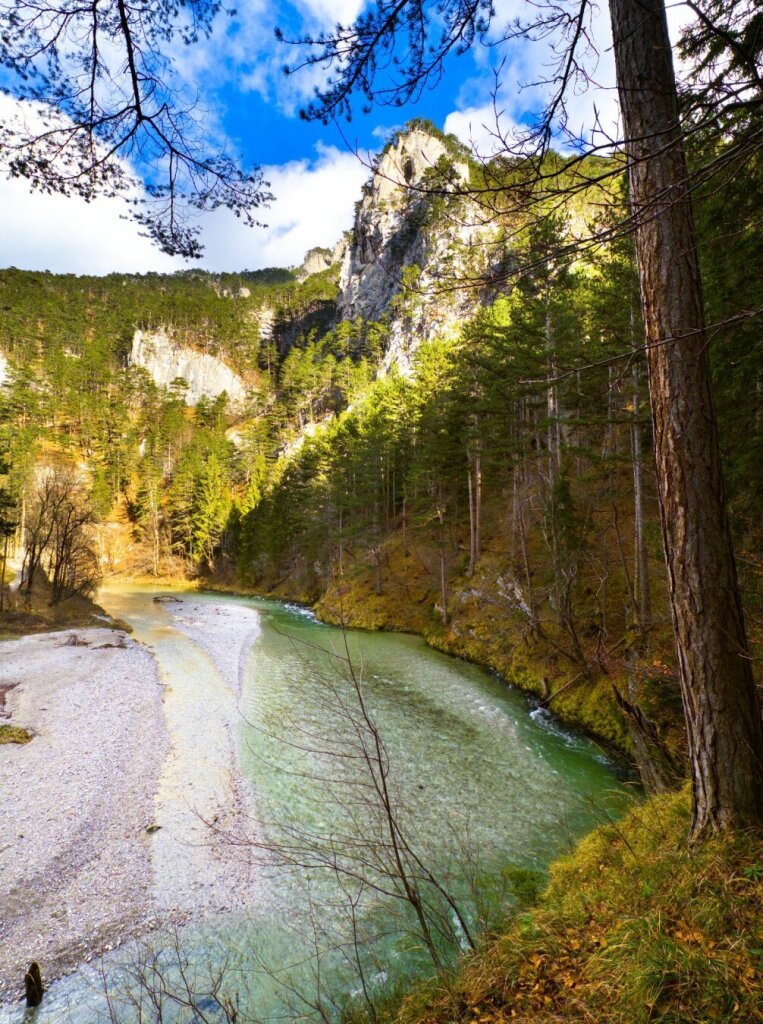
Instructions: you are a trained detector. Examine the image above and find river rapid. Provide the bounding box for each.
[0,585,632,1022]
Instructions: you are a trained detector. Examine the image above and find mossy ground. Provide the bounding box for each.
[0,723,32,744]
[369,791,762,1024]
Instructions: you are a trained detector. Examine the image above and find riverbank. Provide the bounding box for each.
[379,789,763,1024]
[0,592,265,1006]
[0,628,166,999]
[0,585,129,642]
[316,579,634,753]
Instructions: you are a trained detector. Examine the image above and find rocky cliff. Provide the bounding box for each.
[297,247,333,282]
[129,329,248,409]
[337,126,493,373]
[297,239,349,284]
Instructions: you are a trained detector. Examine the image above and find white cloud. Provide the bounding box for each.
[441,4,617,155]
[372,124,403,142]
[443,50,553,158]
[198,144,369,269]
[0,94,177,274]
[0,136,369,274]
[560,13,621,150]
[444,104,514,157]
[168,0,368,118]
[0,174,179,274]
[295,0,366,27]
[445,0,697,158]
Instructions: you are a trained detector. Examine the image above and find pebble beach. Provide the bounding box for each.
[0,595,263,1007]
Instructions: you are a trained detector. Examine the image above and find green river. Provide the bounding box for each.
[2,588,633,1022]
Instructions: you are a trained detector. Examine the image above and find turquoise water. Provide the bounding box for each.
[1,590,633,1022]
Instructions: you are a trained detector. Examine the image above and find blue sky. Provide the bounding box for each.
[0,0,644,275]
[212,6,458,166]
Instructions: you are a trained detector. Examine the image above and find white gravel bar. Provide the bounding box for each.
[0,629,167,1000]
[0,593,265,1009]
[157,595,261,694]
[138,595,264,922]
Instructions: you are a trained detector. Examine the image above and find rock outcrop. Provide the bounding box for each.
[337,126,490,373]
[297,247,334,282]
[129,329,247,408]
[296,237,349,283]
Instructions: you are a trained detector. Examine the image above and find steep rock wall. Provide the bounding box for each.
[129,329,247,408]
[337,128,494,373]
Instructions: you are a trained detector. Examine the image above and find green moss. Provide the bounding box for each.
[545,671,631,752]
[316,570,435,634]
[0,723,32,744]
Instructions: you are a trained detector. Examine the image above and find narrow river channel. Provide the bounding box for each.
[1,586,632,1022]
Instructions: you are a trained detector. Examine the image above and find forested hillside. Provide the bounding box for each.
[1,79,762,1024]
[2,0,763,1012]
[0,258,384,573]
[239,125,763,775]
[1,120,761,774]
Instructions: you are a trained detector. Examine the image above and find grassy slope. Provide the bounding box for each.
[385,791,762,1024]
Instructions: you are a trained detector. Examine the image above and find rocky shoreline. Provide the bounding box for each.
[0,628,167,1002]
[0,594,264,1010]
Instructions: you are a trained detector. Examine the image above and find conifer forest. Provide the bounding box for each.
[0,2,761,1022]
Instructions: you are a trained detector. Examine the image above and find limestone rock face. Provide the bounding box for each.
[129,329,247,408]
[257,307,276,347]
[331,235,350,268]
[337,128,485,373]
[296,237,349,283]
[297,247,334,282]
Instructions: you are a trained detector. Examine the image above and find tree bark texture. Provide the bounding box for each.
[609,0,763,834]
[467,438,482,577]
[630,327,651,635]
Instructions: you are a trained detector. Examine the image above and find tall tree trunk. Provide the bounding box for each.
[630,310,651,637]
[510,400,522,564]
[609,0,763,835]
[467,435,482,578]
[474,435,482,569]
[467,464,476,577]
[436,490,448,625]
[510,455,519,565]
[338,503,344,578]
[18,495,26,558]
[372,496,382,597]
[401,494,408,557]
[545,308,560,485]
[325,500,334,586]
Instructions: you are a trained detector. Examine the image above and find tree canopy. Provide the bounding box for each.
[0,0,271,256]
